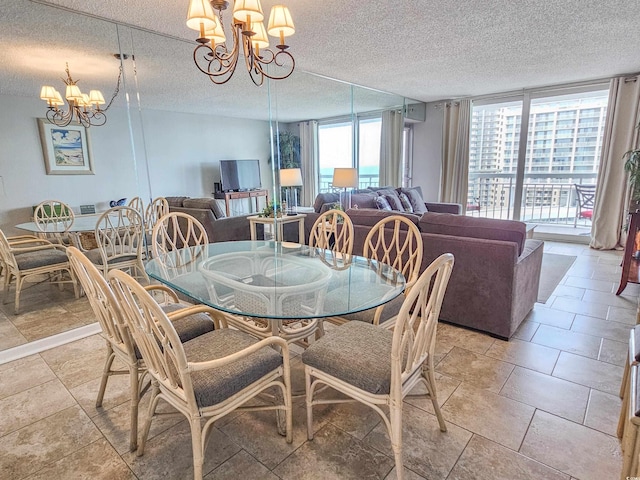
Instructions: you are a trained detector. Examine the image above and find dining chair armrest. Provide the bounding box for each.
[144,284,180,304]
[9,238,53,247]
[11,243,65,254]
[166,304,228,330]
[187,335,289,372]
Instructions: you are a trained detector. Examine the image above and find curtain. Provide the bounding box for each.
[440,99,471,209]
[299,120,319,207]
[590,75,640,250]
[379,110,404,187]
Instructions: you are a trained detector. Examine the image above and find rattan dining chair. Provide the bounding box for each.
[308,208,354,269]
[86,206,147,282]
[144,197,169,257]
[0,229,78,314]
[66,246,215,451]
[331,214,423,327]
[303,253,454,480]
[574,184,595,227]
[127,196,145,217]
[108,268,292,480]
[33,199,75,246]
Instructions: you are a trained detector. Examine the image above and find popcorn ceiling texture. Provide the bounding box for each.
[3,0,639,120]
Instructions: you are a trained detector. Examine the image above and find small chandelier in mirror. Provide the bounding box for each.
[187,0,295,86]
[39,60,123,128]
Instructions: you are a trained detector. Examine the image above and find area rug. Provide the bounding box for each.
[537,253,577,303]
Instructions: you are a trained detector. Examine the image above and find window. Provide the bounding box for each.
[317,115,382,192]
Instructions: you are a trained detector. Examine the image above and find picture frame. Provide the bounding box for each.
[37,119,94,175]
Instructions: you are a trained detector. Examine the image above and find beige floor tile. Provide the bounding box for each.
[552,285,585,300]
[549,296,609,319]
[405,372,460,415]
[583,290,635,309]
[383,466,426,480]
[531,324,601,358]
[584,389,621,436]
[526,306,575,329]
[599,338,627,366]
[435,323,495,355]
[363,403,471,480]
[485,338,560,374]
[40,334,107,389]
[553,351,624,395]
[571,314,632,343]
[520,410,622,480]
[608,306,638,325]
[564,276,616,293]
[0,355,56,400]
[11,307,93,342]
[500,366,589,423]
[25,438,135,480]
[69,373,132,418]
[448,434,569,480]
[274,423,394,480]
[0,405,102,479]
[204,450,278,480]
[123,421,241,479]
[0,318,28,350]
[435,347,514,393]
[0,379,76,437]
[512,320,540,341]
[441,383,534,450]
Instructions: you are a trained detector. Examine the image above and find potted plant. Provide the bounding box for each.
[624,140,640,209]
[258,201,283,218]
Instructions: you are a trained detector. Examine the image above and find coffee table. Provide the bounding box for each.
[248,214,306,243]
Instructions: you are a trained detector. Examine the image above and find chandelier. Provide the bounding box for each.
[187,0,295,86]
[39,60,123,128]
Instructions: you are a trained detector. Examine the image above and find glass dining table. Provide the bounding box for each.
[145,240,406,326]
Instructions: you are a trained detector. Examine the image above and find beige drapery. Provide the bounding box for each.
[440,99,471,209]
[299,120,319,207]
[590,75,640,250]
[379,110,404,187]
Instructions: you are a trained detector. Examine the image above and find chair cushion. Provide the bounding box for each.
[84,249,138,266]
[183,198,226,219]
[15,249,68,270]
[184,329,283,408]
[302,321,393,394]
[338,293,404,324]
[161,303,215,343]
[580,209,593,219]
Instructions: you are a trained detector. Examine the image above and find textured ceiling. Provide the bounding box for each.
[2,0,639,121]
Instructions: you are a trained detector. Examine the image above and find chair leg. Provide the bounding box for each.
[129,364,141,452]
[96,344,116,407]
[619,360,631,439]
[388,404,404,480]
[2,272,11,304]
[137,382,160,457]
[189,417,204,480]
[305,369,315,440]
[424,361,447,432]
[14,275,24,315]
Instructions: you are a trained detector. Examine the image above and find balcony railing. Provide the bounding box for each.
[467,172,597,225]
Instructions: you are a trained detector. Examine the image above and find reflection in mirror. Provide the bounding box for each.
[0,1,417,358]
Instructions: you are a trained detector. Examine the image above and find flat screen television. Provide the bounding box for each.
[219,159,262,192]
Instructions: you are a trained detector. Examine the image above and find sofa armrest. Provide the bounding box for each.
[425,202,462,214]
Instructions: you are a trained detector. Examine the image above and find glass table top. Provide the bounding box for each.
[145,240,406,320]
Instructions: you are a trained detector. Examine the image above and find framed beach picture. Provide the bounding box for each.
[38,119,94,175]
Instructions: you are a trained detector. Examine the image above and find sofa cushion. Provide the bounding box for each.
[418,212,527,255]
[346,208,420,228]
[399,188,428,214]
[375,196,392,211]
[165,196,190,208]
[183,198,226,219]
[350,193,378,209]
[385,194,404,211]
[314,192,340,213]
[398,193,414,213]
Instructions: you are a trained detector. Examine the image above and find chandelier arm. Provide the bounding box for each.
[101,65,123,112]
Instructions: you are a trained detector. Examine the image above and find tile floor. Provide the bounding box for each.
[0,241,630,479]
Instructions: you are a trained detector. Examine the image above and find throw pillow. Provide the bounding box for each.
[375,196,392,211]
[399,193,414,213]
[404,189,428,214]
[385,194,404,211]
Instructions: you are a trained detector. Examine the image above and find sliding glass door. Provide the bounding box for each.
[468,86,608,227]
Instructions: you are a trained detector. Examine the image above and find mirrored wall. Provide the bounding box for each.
[0,0,409,353]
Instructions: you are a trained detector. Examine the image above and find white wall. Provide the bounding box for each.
[0,94,271,233]
[410,103,443,202]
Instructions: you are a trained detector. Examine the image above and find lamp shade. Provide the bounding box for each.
[280,168,303,187]
[205,20,227,45]
[267,5,295,38]
[233,0,264,24]
[332,168,358,188]
[88,90,105,106]
[40,85,56,101]
[251,21,269,50]
[186,0,217,32]
[52,90,64,106]
[65,84,82,101]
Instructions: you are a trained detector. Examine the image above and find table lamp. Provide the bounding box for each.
[332,168,359,209]
[280,168,303,215]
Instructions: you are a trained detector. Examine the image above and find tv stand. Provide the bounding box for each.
[214,189,268,217]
